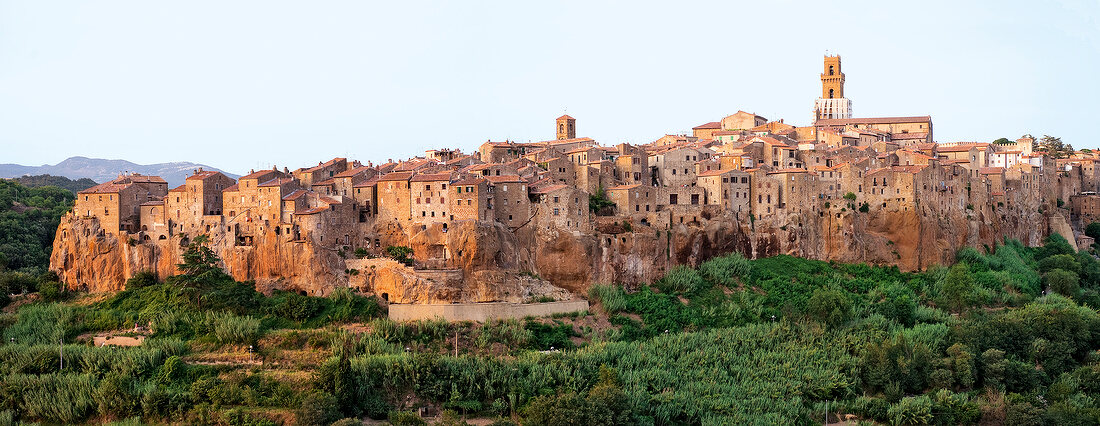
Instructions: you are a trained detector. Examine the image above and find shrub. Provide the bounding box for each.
[125,270,158,290]
[1039,254,1080,274]
[388,411,427,426]
[887,395,933,426]
[297,391,340,426]
[843,192,857,201]
[806,288,851,326]
[698,253,752,288]
[655,266,705,294]
[587,284,626,314]
[1045,269,1080,298]
[386,246,414,266]
[859,202,870,213]
[37,280,65,302]
[211,312,261,344]
[354,248,368,258]
[3,303,79,344]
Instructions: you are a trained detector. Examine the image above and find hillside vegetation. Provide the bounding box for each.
[2,230,1100,425]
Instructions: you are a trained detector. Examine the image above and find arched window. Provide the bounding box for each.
[559,123,564,133]
[829,65,834,75]
[829,89,834,99]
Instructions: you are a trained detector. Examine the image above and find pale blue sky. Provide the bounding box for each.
[1,0,1097,175]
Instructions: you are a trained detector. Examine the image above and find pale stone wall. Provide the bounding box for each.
[389,300,589,322]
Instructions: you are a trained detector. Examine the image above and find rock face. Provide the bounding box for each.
[51,201,1060,299]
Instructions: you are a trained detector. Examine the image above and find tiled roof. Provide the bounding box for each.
[353,176,380,188]
[692,121,721,130]
[302,157,346,173]
[451,177,486,186]
[222,184,239,192]
[258,177,295,187]
[378,171,415,182]
[282,190,307,201]
[78,175,167,194]
[557,114,575,120]
[815,116,932,126]
[335,166,373,178]
[240,169,282,180]
[698,169,736,177]
[410,173,452,182]
[979,167,1005,175]
[186,171,223,180]
[607,184,642,190]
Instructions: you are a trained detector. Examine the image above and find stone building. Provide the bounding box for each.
[486,175,530,228]
[697,169,751,215]
[530,184,590,231]
[293,158,348,187]
[450,178,490,221]
[376,171,415,224]
[411,173,454,225]
[75,174,168,234]
[606,184,655,217]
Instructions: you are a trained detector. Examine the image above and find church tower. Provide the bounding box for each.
[813,55,852,121]
[556,115,576,140]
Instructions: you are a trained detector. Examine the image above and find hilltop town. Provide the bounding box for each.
[50,56,1100,302]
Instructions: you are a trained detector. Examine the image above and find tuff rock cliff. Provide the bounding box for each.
[51,199,1057,300]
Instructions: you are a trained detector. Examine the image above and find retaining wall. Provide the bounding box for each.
[389,300,589,322]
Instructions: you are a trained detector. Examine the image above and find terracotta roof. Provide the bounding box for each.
[168,185,186,193]
[544,137,595,146]
[312,178,335,186]
[891,132,928,140]
[451,177,486,186]
[936,145,977,153]
[378,171,415,182]
[139,200,164,207]
[815,116,932,126]
[410,173,452,182]
[241,169,282,180]
[282,189,308,201]
[222,184,239,192]
[557,115,575,120]
[78,175,167,194]
[258,177,295,187]
[767,169,809,175]
[698,169,737,177]
[979,167,1005,175]
[692,121,721,130]
[186,171,223,180]
[353,176,380,188]
[335,166,373,178]
[607,184,642,190]
[302,158,346,173]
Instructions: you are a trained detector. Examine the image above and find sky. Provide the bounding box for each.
[1,0,1098,175]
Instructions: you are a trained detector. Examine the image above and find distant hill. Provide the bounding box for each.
[0,156,240,187]
[7,174,98,193]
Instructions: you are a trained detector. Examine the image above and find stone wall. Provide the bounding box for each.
[389,300,589,322]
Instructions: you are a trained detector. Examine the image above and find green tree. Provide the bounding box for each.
[807,288,851,326]
[1086,222,1100,241]
[938,263,977,313]
[588,186,614,214]
[1045,269,1080,298]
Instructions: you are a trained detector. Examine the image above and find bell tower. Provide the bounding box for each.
[813,55,852,121]
[556,115,576,140]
